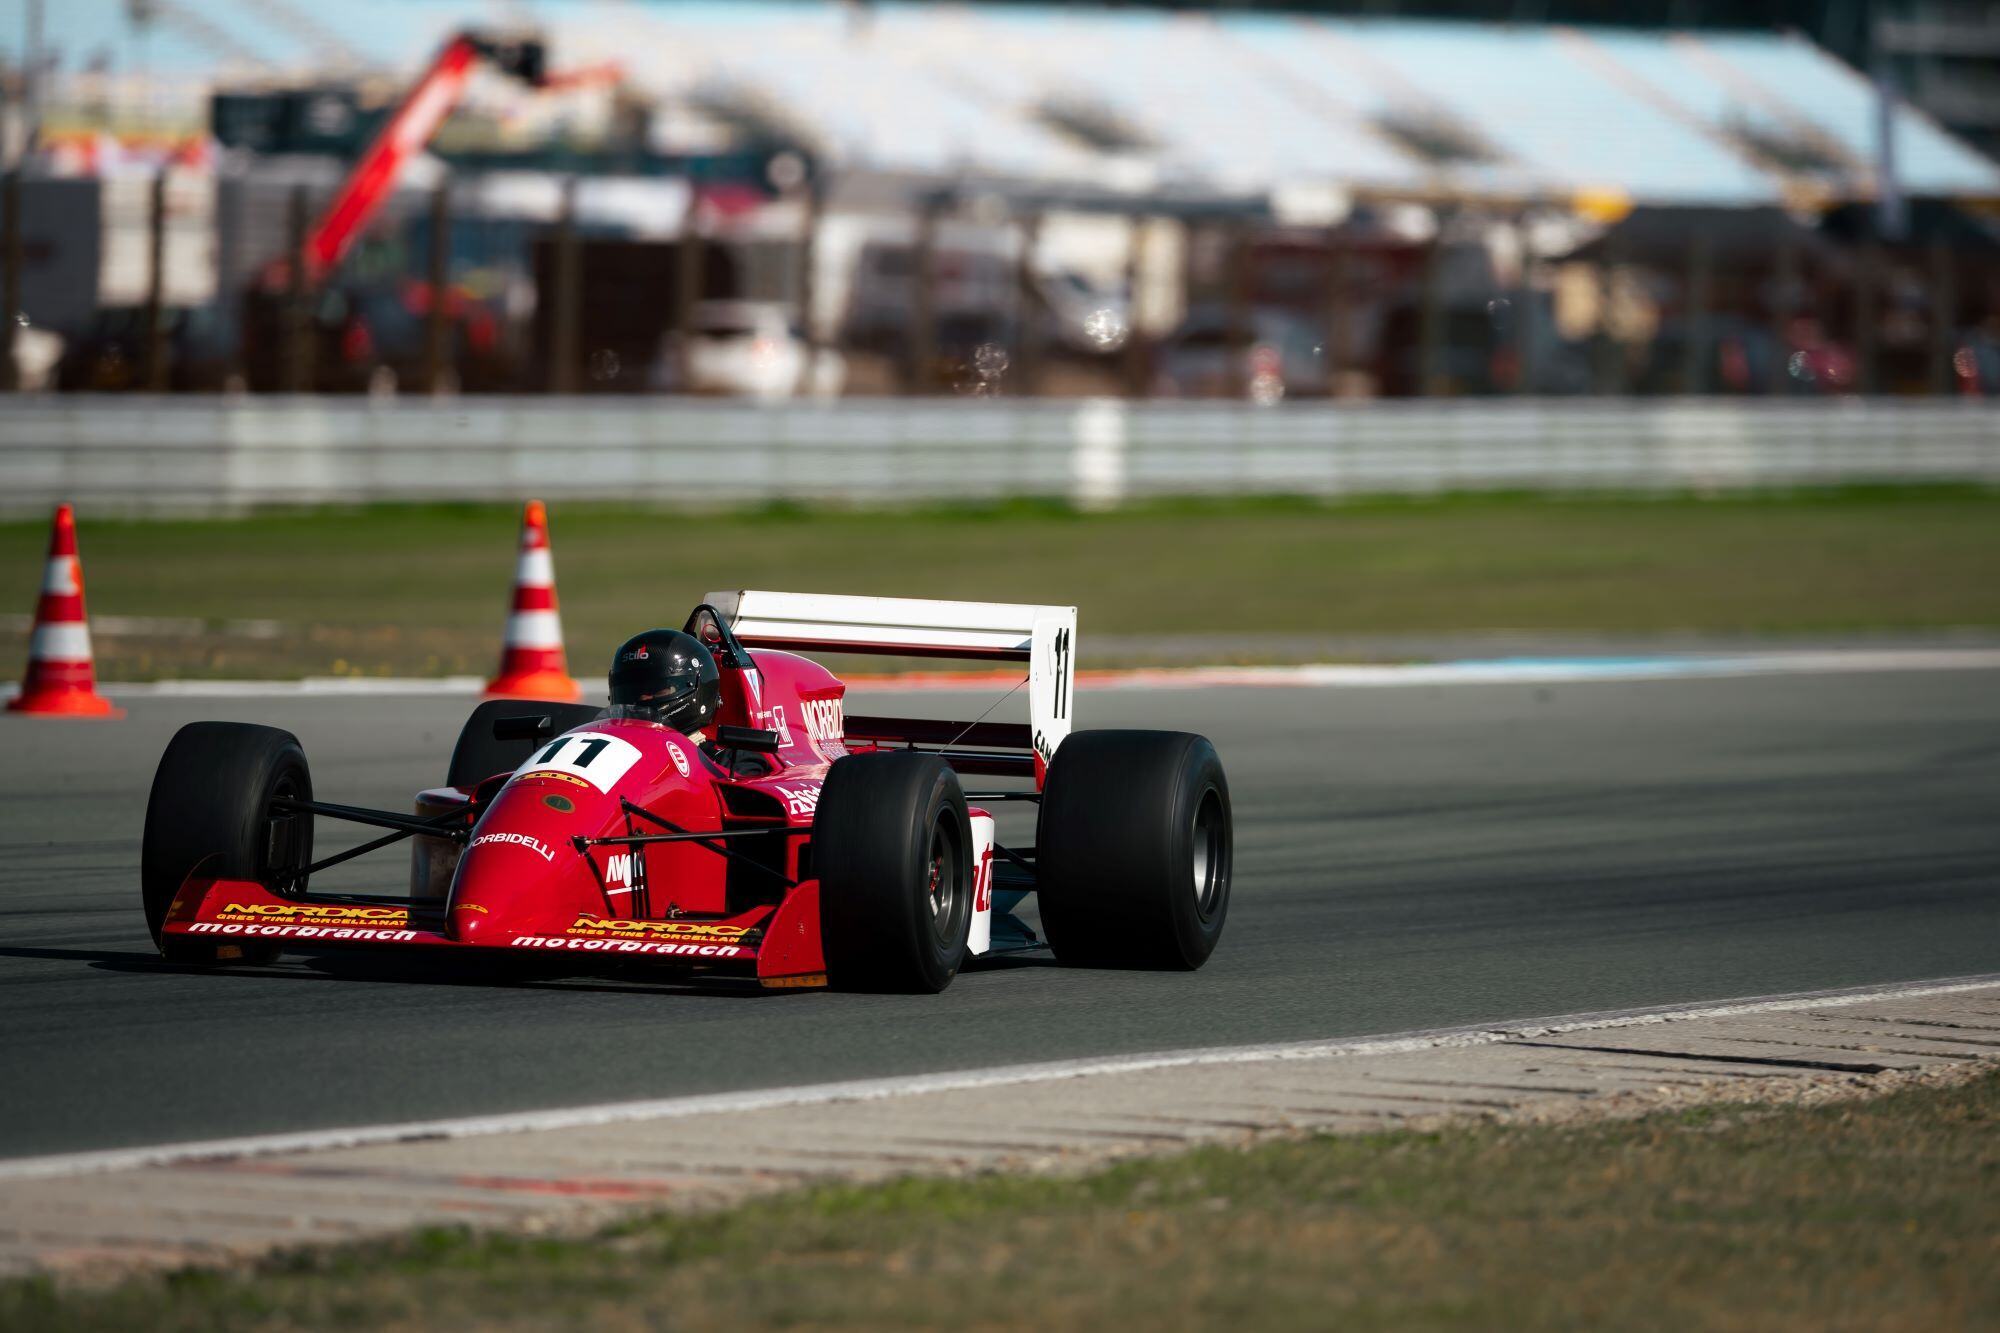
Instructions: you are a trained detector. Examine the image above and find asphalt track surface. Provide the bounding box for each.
[2,671,1997,1159]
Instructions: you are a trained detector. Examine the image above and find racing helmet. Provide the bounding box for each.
[606,629,721,734]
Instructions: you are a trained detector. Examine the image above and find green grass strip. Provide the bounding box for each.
[1,489,1996,680]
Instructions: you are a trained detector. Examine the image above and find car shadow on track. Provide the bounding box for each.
[295,951,789,999]
[4,944,1074,992]
[0,945,173,967]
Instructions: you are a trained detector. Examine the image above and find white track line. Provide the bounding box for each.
[5,649,1999,700]
[2,973,1993,1184]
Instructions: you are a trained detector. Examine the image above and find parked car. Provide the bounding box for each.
[1951,328,2000,395]
[842,234,1126,369]
[655,301,842,399]
[54,305,234,392]
[239,284,386,393]
[1152,306,1325,402]
[9,321,64,391]
[841,238,1017,361]
[237,278,514,394]
[1638,317,1779,395]
[348,280,515,394]
[1036,269,1131,356]
[1637,316,1856,396]
[1375,295,1590,397]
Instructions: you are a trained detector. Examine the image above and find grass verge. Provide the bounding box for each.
[1,489,1997,680]
[4,1069,1995,1331]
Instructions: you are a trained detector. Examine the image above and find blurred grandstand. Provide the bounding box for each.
[1,0,1998,399]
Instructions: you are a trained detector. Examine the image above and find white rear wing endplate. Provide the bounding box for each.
[703,590,1078,774]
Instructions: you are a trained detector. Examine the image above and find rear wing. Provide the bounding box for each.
[702,590,1077,782]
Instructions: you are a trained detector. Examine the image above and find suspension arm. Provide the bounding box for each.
[270,797,472,842]
[600,800,800,887]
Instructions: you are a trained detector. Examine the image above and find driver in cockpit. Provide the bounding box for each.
[603,629,722,739]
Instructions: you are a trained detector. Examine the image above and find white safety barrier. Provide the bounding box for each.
[0,396,1995,516]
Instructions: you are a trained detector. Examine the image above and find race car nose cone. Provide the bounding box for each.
[450,903,497,944]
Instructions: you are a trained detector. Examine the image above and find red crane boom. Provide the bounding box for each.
[298,32,561,284]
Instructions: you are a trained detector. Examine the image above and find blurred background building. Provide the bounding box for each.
[2,0,1998,400]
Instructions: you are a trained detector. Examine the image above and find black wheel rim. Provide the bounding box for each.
[925,813,963,949]
[1191,786,1228,922]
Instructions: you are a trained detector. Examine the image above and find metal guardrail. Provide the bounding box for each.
[1,396,1996,516]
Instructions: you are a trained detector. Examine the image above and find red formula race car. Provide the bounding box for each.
[144,593,1233,992]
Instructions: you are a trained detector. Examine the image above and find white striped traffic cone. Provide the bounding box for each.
[483,499,580,700]
[7,504,122,718]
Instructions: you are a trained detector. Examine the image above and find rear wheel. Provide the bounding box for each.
[447,699,602,791]
[815,752,972,993]
[141,722,314,965]
[1037,730,1232,969]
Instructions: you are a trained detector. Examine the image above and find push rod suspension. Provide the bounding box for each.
[298,826,412,880]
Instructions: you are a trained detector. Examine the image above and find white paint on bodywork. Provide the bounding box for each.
[967,810,995,956]
[1027,607,1078,781]
[511,730,643,795]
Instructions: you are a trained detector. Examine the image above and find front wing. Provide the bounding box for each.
[159,871,830,988]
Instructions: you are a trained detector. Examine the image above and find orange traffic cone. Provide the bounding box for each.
[7,504,121,718]
[484,500,580,700]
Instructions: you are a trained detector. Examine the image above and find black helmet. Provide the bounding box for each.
[606,629,721,734]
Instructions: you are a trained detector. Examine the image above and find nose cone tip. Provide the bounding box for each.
[451,908,494,944]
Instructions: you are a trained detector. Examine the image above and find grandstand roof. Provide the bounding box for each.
[31,0,2000,206]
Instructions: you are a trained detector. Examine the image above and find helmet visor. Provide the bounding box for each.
[602,684,690,724]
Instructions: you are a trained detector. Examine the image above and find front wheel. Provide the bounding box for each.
[1036,730,1232,969]
[142,722,314,965]
[815,752,973,993]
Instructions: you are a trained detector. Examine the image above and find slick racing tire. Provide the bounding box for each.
[816,751,973,993]
[142,722,314,966]
[1037,730,1232,970]
[447,699,603,791]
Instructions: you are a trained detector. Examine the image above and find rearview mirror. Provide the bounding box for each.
[493,714,556,742]
[714,724,783,754]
